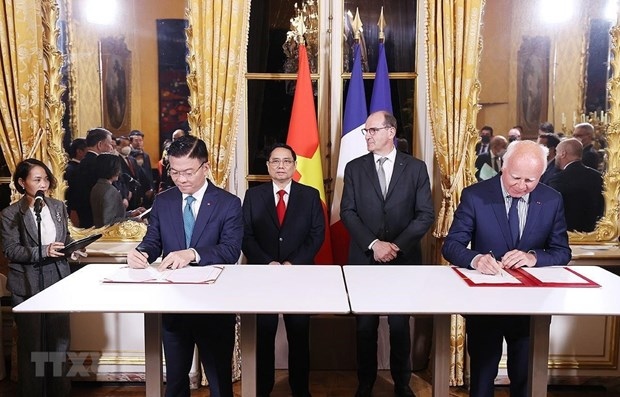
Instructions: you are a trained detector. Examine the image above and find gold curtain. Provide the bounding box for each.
[0,0,66,199]
[185,0,251,187]
[426,0,485,386]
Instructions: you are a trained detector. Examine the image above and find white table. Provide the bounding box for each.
[343,265,620,397]
[14,264,350,397]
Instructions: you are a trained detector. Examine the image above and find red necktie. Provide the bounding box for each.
[276,190,286,225]
[126,157,135,176]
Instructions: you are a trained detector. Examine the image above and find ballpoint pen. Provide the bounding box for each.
[489,250,505,277]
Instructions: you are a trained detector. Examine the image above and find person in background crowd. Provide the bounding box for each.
[549,138,604,232]
[475,136,508,181]
[538,121,556,136]
[475,126,494,155]
[129,129,155,189]
[537,133,561,184]
[64,137,87,226]
[90,153,145,227]
[508,127,522,142]
[73,127,115,228]
[1,158,87,396]
[572,123,601,171]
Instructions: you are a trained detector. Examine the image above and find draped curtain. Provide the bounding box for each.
[185,0,251,187]
[426,0,485,386]
[0,0,66,199]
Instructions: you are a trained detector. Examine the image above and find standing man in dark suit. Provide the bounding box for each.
[341,111,435,397]
[549,138,604,232]
[474,136,508,181]
[474,125,493,155]
[74,127,115,228]
[127,135,243,397]
[129,130,153,189]
[572,122,601,170]
[442,140,571,397]
[538,132,561,184]
[242,143,324,397]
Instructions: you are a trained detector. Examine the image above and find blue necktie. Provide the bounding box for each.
[508,196,520,248]
[184,196,196,248]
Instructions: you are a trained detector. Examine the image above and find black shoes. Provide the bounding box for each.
[394,384,416,397]
[354,384,373,397]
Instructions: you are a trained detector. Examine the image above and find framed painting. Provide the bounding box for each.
[100,36,132,134]
[517,36,550,138]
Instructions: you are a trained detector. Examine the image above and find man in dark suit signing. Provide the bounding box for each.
[341,111,435,397]
[442,140,571,397]
[242,143,324,397]
[549,138,604,232]
[127,135,243,397]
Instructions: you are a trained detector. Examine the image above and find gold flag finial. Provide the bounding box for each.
[353,8,363,41]
[291,3,307,45]
[378,7,386,41]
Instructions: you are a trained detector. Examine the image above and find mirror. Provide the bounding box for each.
[56,0,188,240]
[478,0,619,244]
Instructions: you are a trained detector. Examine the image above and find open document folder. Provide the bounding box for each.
[452,266,600,287]
[103,265,224,284]
[478,163,497,180]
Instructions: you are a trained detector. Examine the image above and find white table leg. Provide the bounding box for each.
[432,314,450,397]
[528,315,551,397]
[240,313,256,397]
[144,313,163,397]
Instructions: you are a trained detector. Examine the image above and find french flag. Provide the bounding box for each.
[330,42,368,264]
[370,41,393,114]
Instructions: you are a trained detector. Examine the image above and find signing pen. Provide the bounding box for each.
[489,250,504,277]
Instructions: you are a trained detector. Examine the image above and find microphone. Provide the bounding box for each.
[34,190,45,214]
[122,173,142,187]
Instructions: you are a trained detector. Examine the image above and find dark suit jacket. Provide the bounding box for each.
[242,181,324,264]
[442,175,571,267]
[74,151,99,228]
[548,161,604,232]
[582,144,600,170]
[340,151,435,264]
[540,159,559,184]
[137,181,243,266]
[474,141,489,155]
[0,196,72,303]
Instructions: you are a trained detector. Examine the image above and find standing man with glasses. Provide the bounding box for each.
[341,111,434,397]
[442,140,571,397]
[127,135,243,397]
[242,143,324,397]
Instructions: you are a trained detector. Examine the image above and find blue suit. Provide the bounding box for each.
[442,175,571,397]
[137,181,243,397]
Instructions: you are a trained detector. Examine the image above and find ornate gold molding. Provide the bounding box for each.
[570,25,620,243]
[42,0,69,201]
[69,221,146,241]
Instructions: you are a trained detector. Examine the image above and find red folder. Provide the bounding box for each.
[452,267,600,288]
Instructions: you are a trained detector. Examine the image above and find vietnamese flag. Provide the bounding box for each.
[286,44,334,264]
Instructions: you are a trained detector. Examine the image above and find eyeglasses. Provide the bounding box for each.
[169,162,205,179]
[361,126,391,136]
[268,159,295,166]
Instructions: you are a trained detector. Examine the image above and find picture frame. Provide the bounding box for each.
[517,36,550,138]
[99,36,132,134]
